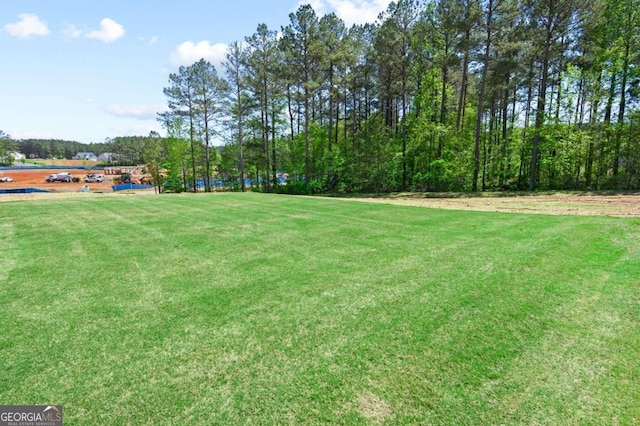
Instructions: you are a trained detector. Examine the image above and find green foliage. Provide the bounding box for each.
[0,131,17,166]
[415,158,452,191]
[17,138,109,160]
[273,179,325,195]
[197,1,640,193]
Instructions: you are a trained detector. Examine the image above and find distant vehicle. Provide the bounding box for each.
[84,173,104,183]
[55,172,73,182]
[0,176,13,182]
[120,172,133,184]
[49,172,80,183]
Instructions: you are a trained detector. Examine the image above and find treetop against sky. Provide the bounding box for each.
[1,0,393,143]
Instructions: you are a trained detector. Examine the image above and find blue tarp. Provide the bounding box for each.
[0,165,104,170]
[0,187,50,194]
[112,184,154,192]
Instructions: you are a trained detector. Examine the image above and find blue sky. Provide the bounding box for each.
[1,0,391,144]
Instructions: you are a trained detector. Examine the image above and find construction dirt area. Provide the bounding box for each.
[1,167,639,217]
[0,168,116,193]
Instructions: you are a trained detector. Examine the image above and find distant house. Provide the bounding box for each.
[74,152,98,161]
[97,152,121,163]
[10,152,26,161]
[0,151,24,164]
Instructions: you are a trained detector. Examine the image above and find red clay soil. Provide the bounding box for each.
[0,168,115,193]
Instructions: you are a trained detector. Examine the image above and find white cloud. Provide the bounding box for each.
[105,104,167,120]
[4,13,49,38]
[139,35,159,45]
[170,40,227,69]
[86,18,125,43]
[328,0,392,26]
[296,0,329,15]
[295,0,391,26]
[63,23,83,38]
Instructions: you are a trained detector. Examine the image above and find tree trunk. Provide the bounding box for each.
[585,70,602,188]
[472,0,492,192]
[604,71,616,125]
[189,110,197,192]
[287,85,295,142]
[328,65,334,154]
[203,106,212,193]
[263,91,271,193]
[614,39,631,177]
[271,104,277,188]
[529,16,553,191]
[305,88,310,185]
[456,30,470,132]
[401,69,408,190]
[440,36,449,127]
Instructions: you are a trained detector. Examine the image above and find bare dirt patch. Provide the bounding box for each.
[0,168,154,201]
[341,192,640,217]
[0,168,112,192]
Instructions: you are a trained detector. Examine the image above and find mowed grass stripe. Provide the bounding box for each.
[0,222,18,288]
[0,193,638,425]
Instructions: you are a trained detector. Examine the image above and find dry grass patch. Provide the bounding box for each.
[343,191,640,217]
[357,391,394,424]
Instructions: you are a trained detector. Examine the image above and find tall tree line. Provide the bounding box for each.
[163,0,639,193]
[159,59,226,192]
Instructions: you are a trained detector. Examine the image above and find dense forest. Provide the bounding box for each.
[17,139,109,160]
[159,0,639,193]
[4,0,639,193]
[0,135,164,167]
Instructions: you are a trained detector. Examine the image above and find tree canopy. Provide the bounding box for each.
[208,0,640,193]
[12,0,639,194]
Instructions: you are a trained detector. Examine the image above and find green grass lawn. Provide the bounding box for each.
[1,193,638,425]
